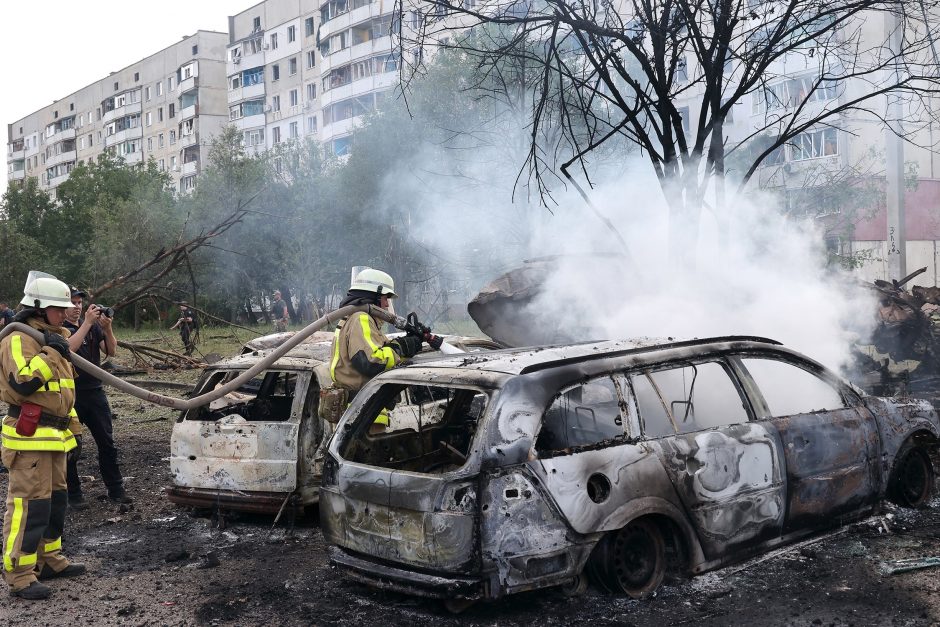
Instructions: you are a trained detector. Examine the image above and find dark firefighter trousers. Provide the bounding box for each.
[66,387,124,497]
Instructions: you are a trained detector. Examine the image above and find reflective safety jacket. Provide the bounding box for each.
[0,318,79,452]
[330,311,405,395]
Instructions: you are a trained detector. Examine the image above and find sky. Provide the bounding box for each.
[1,0,259,198]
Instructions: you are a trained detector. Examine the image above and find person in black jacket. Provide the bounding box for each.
[63,287,132,508]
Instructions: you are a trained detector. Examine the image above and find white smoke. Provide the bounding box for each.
[374,128,875,376]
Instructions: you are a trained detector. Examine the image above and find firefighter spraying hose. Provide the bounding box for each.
[0,303,461,412]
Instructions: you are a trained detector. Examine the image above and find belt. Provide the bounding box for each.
[8,405,72,430]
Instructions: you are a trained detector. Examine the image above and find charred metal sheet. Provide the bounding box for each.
[165,486,301,514]
[773,408,879,528]
[656,423,785,557]
[479,469,588,591]
[329,546,485,599]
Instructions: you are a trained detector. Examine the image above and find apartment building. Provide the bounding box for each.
[227,0,400,157]
[6,31,229,194]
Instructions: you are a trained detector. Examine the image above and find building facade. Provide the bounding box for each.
[6,31,229,194]
[226,0,400,158]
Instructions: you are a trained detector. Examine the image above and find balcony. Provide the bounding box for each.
[102,101,142,124]
[10,166,25,180]
[124,151,143,165]
[48,172,71,188]
[320,35,391,73]
[180,104,199,120]
[104,126,143,148]
[178,75,199,94]
[229,82,266,103]
[182,160,198,176]
[318,3,385,40]
[46,127,76,144]
[8,146,24,161]
[46,150,76,168]
[322,116,356,140]
[321,71,396,107]
[180,132,199,148]
[234,113,266,130]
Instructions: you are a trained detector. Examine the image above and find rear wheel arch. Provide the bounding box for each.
[888,432,937,508]
[596,497,705,571]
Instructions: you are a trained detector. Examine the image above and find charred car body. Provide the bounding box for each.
[167,333,499,514]
[321,336,939,604]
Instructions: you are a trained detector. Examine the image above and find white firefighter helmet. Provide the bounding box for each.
[21,272,77,309]
[350,268,397,298]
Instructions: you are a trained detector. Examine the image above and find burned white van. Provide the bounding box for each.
[321,337,939,607]
[167,334,500,514]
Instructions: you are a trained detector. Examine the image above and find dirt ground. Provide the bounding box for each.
[3,370,940,626]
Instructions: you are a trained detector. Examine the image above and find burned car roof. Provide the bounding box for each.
[393,335,787,377]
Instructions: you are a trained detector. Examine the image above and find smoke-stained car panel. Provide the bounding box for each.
[167,334,500,514]
[321,337,940,607]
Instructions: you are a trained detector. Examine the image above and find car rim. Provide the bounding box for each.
[896,448,932,507]
[610,521,665,598]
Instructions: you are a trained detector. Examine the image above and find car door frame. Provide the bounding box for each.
[726,350,883,532]
[630,355,788,559]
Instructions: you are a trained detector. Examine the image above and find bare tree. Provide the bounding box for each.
[398,0,940,263]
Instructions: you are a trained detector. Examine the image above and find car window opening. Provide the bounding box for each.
[184,370,296,422]
[340,383,486,473]
[536,376,627,455]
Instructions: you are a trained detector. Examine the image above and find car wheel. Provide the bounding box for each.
[889,441,935,508]
[587,518,666,599]
[558,572,588,598]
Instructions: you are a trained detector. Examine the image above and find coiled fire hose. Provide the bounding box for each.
[0,304,457,411]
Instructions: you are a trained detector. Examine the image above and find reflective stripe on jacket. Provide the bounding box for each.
[0,318,81,445]
[329,312,402,394]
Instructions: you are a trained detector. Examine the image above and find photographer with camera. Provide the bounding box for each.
[63,287,132,509]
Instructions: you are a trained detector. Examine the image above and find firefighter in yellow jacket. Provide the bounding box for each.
[330,269,422,430]
[1,273,86,600]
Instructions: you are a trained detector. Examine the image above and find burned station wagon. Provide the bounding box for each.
[321,336,939,608]
[167,333,499,514]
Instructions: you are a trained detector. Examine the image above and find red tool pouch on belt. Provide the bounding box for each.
[15,403,42,437]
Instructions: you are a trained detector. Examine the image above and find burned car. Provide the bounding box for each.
[166,333,500,514]
[321,336,939,607]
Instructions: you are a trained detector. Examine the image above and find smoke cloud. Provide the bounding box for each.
[374,121,875,376]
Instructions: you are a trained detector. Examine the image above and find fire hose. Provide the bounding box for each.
[0,304,461,411]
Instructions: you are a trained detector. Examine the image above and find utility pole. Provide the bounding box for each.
[885,8,906,281]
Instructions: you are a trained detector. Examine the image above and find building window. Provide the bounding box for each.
[789,128,838,161]
[192,45,198,55]
[289,121,298,138]
[159,133,165,148]
[158,107,164,122]
[677,57,688,83]
[307,82,317,101]
[272,64,280,81]
[145,86,151,101]
[270,33,278,49]
[114,81,119,91]
[272,95,281,112]
[306,50,316,69]
[289,57,297,75]
[157,81,163,96]
[169,103,175,118]
[134,72,140,82]
[231,75,242,90]
[253,16,261,30]
[305,17,315,36]
[272,126,281,144]
[307,115,317,133]
[168,76,175,92]
[147,137,153,151]
[288,25,296,42]
[88,134,93,147]
[170,130,176,144]
[159,158,165,170]
[146,112,152,126]
[289,89,298,107]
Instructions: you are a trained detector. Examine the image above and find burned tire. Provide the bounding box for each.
[587,518,666,599]
[888,441,935,508]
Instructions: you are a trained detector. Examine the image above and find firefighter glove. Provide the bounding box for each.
[392,336,422,358]
[43,331,71,360]
[7,373,43,396]
[68,435,82,464]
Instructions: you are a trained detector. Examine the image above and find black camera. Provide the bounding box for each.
[93,304,114,318]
